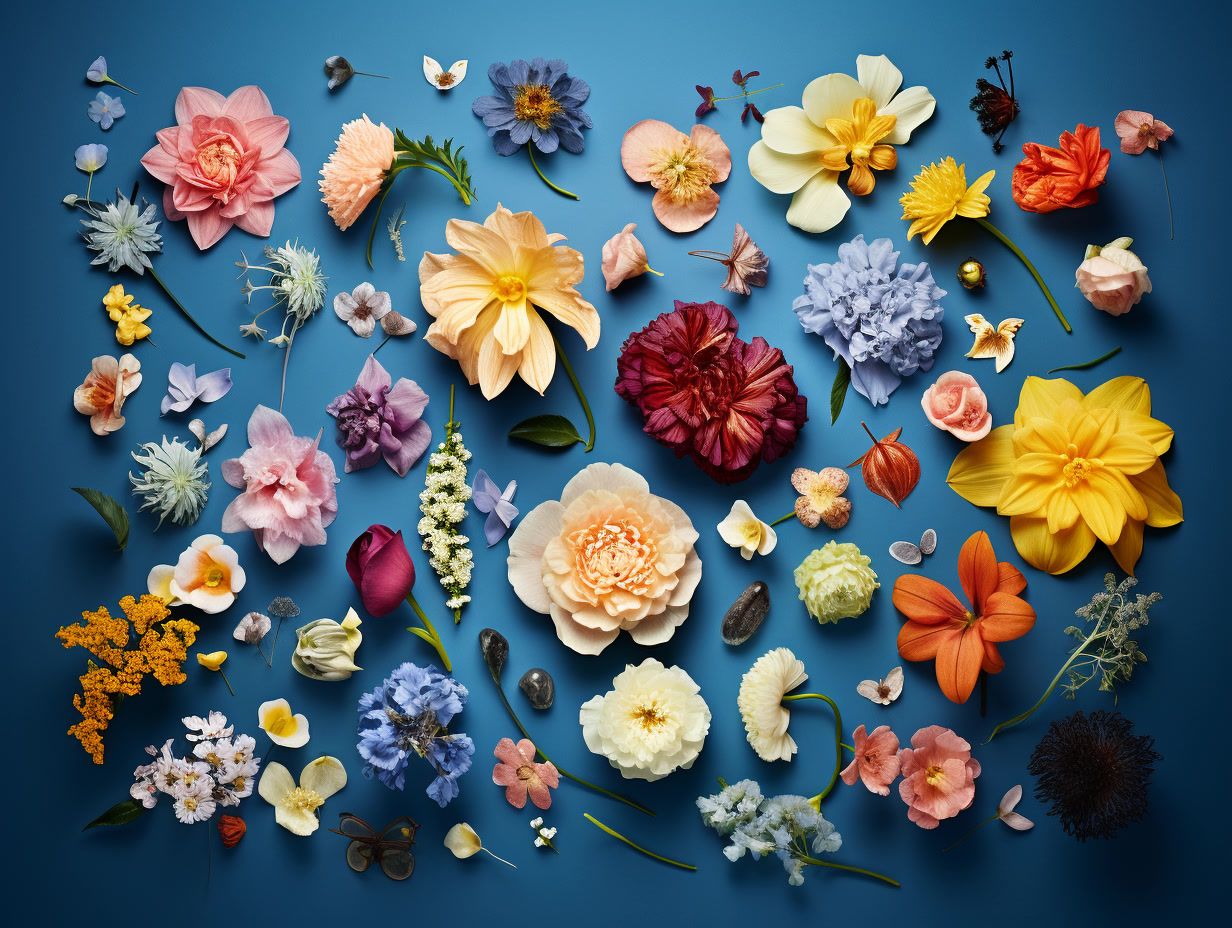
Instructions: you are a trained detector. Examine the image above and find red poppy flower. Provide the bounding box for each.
[1011,123,1110,213]
[893,531,1035,703]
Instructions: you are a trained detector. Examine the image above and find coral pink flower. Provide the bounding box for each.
[621,120,731,233]
[73,353,141,436]
[601,223,659,291]
[1011,124,1110,214]
[220,406,339,564]
[1114,110,1173,154]
[840,724,901,796]
[141,86,301,250]
[492,737,559,810]
[921,371,992,441]
[897,725,981,829]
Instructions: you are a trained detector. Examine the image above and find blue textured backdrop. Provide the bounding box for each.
[13,1,1228,923]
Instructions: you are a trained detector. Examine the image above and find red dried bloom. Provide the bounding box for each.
[695,85,716,118]
[615,301,807,483]
[217,814,246,848]
[1011,124,1111,213]
[970,51,1019,153]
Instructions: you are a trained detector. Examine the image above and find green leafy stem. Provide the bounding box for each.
[405,591,452,671]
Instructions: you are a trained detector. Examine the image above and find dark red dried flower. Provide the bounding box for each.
[741,102,764,124]
[970,50,1019,153]
[732,69,759,87]
[217,814,246,848]
[615,301,807,483]
[695,85,716,118]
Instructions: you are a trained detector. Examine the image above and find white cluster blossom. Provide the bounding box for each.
[418,430,474,620]
[530,816,557,849]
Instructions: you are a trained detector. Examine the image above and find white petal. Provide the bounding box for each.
[856,54,903,109]
[786,171,850,233]
[257,761,294,805]
[444,823,483,858]
[275,803,320,836]
[885,666,904,700]
[856,680,882,702]
[549,604,620,655]
[507,500,565,614]
[422,55,443,85]
[300,755,347,800]
[881,85,937,145]
[748,141,822,195]
[1001,811,1035,831]
[757,522,778,556]
[448,60,468,84]
[999,784,1024,813]
[147,564,178,604]
[760,106,833,155]
[560,462,648,507]
[801,72,864,126]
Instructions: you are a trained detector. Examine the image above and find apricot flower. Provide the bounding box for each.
[621,120,731,233]
[898,726,981,829]
[840,724,901,796]
[921,371,992,441]
[73,353,141,436]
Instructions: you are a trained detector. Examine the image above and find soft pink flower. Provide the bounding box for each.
[920,371,992,441]
[73,353,141,436]
[220,406,339,564]
[601,223,658,291]
[621,120,731,233]
[141,86,301,250]
[1114,110,1174,155]
[491,738,559,810]
[898,725,981,829]
[1075,238,1152,316]
[840,724,901,796]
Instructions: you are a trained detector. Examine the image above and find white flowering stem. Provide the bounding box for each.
[797,854,900,888]
[147,266,246,359]
[782,693,843,809]
[769,510,797,527]
[405,591,452,672]
[583,814,696,871]
[481,847,517,869]
[975,218,1071,333]
[552,331,595,452]
[1157,148,1175,241]
[527,146,579,200]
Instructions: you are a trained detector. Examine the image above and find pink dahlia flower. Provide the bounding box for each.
[615,300,807,483]
[897,725,981,829]
[221,406,339,564]
[141,86,301,250]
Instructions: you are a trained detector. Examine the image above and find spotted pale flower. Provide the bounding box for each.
[738,648,807,762]
[900,158,994,245]
[791,467,851,529]
[258,757,347,836]
[621,120,731,233]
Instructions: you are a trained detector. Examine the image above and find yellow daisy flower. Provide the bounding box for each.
[899,157,994,244]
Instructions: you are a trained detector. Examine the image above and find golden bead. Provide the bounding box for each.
[957,259,986,290]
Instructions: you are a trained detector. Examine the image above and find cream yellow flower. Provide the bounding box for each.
[419,204,600,399]
[258,698,310,748]
[900,157,995,245]
[948,376,1182,575]
[716,500,777,560]
[738,648,808,762]
[258,756,346,836]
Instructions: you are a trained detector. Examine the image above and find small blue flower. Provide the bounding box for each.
[472,58,592,156]
[85,56,109,83]
[74,143,108,173]
[88,91,125,130]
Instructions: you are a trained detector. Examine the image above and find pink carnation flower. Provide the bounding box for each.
[840,724,901,796]
[141,86,301,250]
[898,725,981,829]
[221,406,339,564]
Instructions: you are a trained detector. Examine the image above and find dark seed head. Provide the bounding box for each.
[518,668,555,710]
[479,628,509,684]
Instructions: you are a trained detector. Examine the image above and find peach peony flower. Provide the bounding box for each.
[420,204,600,399]
[621,120,731,233]
[601,223,661,291]
[897,725,981,829]
[141,86,301,250]
[840,724,901,796]
[1075,237,1152,316]
[74,353,141,436]
[318,115,396,231]
[921,371,992,441]
[507,463,702,655]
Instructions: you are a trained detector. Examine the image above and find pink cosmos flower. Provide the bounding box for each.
[840,724,901,796]
[141,86,301,250]
[220,406,339,564]
[1114,110,1174,154]
[921,371,992,441]
[491,738,559,810]
[898,725,981,829]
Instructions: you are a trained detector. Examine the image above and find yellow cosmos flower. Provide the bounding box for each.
[419,204,600,400]
[102,284,152,346]
[947,376,1182,575]
[899,157,994,245]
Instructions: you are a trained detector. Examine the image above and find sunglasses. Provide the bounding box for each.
[331,813,419,881]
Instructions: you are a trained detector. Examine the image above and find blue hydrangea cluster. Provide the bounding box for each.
[357,662,475,807]
[793,234,946,406]
[697,780,842,886]
[472,58,592,156]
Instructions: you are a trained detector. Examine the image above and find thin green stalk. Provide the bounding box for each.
[405,591,451,671]
[1048,346,1122,374]
[277,319,300,412]
[552,331,595,452]
[364,176,398,269]
[797,854,899,888]
[977,218,1071,333]
[218,668,236,697]
[148,266,245,359]
[942,813,998,853]
[583,814,695,871]
[1158,148,1174,241]
[103,75,139,95]
[528,146,579,200]
[709,83,784,103]
[783,693,843,809]
[769,511,796,527]
[85,171,94,202]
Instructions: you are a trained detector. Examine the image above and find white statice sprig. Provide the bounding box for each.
[529,816,558,852]
[418,385,473,623]
[387,203,407,262]
[129,437,209,528]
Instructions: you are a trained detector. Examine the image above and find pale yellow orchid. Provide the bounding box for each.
[964,314,1025,372]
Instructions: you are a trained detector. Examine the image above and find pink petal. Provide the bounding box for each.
[689,124,732,182]
[185,207,233,250]
[247,405,294,447]
[141,144,180,184]
[233,200,275,237]
[223,85,275,122]
[1001,811,1034,831]
[175,87,227,124]
[527,782,553,810]
[244,115,290,153]
[621,120,688,182]
[652,186,720,233]
[259,148,302,197]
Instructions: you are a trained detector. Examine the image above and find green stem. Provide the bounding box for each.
[364,176,398,270]
[85,171,94,202]
[103,75,138,95]
[783,693,843,809]
[352,71,390,80]
[1158,148,1174,241]
[1047,346,1122,374]
[710,82,784,103]
[644,264,664,277]
[528,146,579,200]
[552,332,595,452]
[769,510,797,527]
[976,218,1071,333]
[583,814,695,870]
[941,813,998,853]
[218,668,236,697]
[277,320,299,412]
[147,266,245,359]
[405,591,451,671]
[797,855,899,888]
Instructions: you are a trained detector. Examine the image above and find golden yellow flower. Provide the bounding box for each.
[419,204,600,399]
[947,376,1182,575]
[197,650,229,671]
[102,284,152,346]
[900,157,994,245]
[820,98,898,196]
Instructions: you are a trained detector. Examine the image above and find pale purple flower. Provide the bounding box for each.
[333,282,415,339]
[86,56,110,83]
[160,362,232,415]
[88,91,125,130]
[75,143,108,173]
[471,469,517,546]
[326,355,431,477]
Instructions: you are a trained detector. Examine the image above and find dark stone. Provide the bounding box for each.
[518,668,555,710]
[721,581,770,645]
[479,628,508,684]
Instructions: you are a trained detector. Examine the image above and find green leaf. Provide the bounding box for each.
[83,798,147,830]
[1047,346,1122,374]
[508,415,584,449]
[71,487,130,551]
[830,363,851,424]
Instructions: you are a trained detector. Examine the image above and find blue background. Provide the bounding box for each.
[11,0,1228,922]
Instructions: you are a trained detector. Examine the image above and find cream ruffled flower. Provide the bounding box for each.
[258,698,310,748]
[749,54,935,233]
[292,609,363,681]
[738,648,808,762]
[507,463,702,655]
[716,500,777,560]
[580,658,711,782]
[258,756,346,836]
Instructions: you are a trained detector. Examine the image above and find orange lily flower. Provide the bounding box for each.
[893,530,1035,704]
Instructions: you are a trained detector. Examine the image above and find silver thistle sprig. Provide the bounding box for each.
[417,385,473,623]
[387,204,407,262]
[988,573,1160,741]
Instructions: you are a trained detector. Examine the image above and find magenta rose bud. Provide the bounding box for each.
[346,525,414,616]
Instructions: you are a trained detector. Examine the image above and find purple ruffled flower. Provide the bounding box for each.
[160,362,232,414]
[471,58,592,156]
[326,355,431,477]
[792,234,945,406]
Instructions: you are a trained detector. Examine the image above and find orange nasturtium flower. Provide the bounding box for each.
[893,530,1035,704]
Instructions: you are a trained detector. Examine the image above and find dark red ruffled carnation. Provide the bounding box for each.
[615,300,807,483]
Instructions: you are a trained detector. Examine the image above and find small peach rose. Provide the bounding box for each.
[601,223,661,291]
[921,371,992,442]
[1075,237,1151,316]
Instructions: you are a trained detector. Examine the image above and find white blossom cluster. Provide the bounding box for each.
[530,816,557,849]
[418,430,474,620]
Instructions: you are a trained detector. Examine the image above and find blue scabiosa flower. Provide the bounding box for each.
[88,91,125,130]
[356,662,475,807]
[792,234,945,406]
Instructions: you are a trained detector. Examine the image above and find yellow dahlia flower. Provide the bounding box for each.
[420,204,600,399]
[947,376,1181,575]
[899,157,994,245]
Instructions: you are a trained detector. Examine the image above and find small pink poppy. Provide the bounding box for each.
[840,724,901,796]
[601,223,662,291]
[921,371,992,441]
[898,725,981,829]
[620,120,731,233]
[1114,110,1174,155]
[491,737,559,810]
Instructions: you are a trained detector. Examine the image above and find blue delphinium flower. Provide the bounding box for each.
[793,234,945,406]
[88,91,125,130]
[696,779,763,836]
[357,662,475,807]
[472,58,591,156]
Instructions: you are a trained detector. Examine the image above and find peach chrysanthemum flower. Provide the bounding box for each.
[319,115,396,230]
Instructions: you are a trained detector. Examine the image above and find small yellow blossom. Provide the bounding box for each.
[899,158,994,245]
[102,284,152,346]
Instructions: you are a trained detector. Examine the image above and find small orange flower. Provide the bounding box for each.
[1011,124,1110,213]
[893,531,1035,704]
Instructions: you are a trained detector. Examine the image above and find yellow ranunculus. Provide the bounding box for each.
[947,375,1181,575]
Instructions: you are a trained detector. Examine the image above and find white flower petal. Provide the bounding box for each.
[422,55,443,86]
[1000,811,1034,831]
[999,784,1024,813]
[881,85,936,145]
[275,803,320,836]
[748,140,821,195]
[760,106,833,155]
[786,171,850,233]
[444,822,483,858]
[856,54,903,109]
[506,500,565,614]
[447,60,468,85]
[560,462,649,507]
[801,72,864,126]
[885,666,904,700]
[257,761,294,804]
[300,755,347,800]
